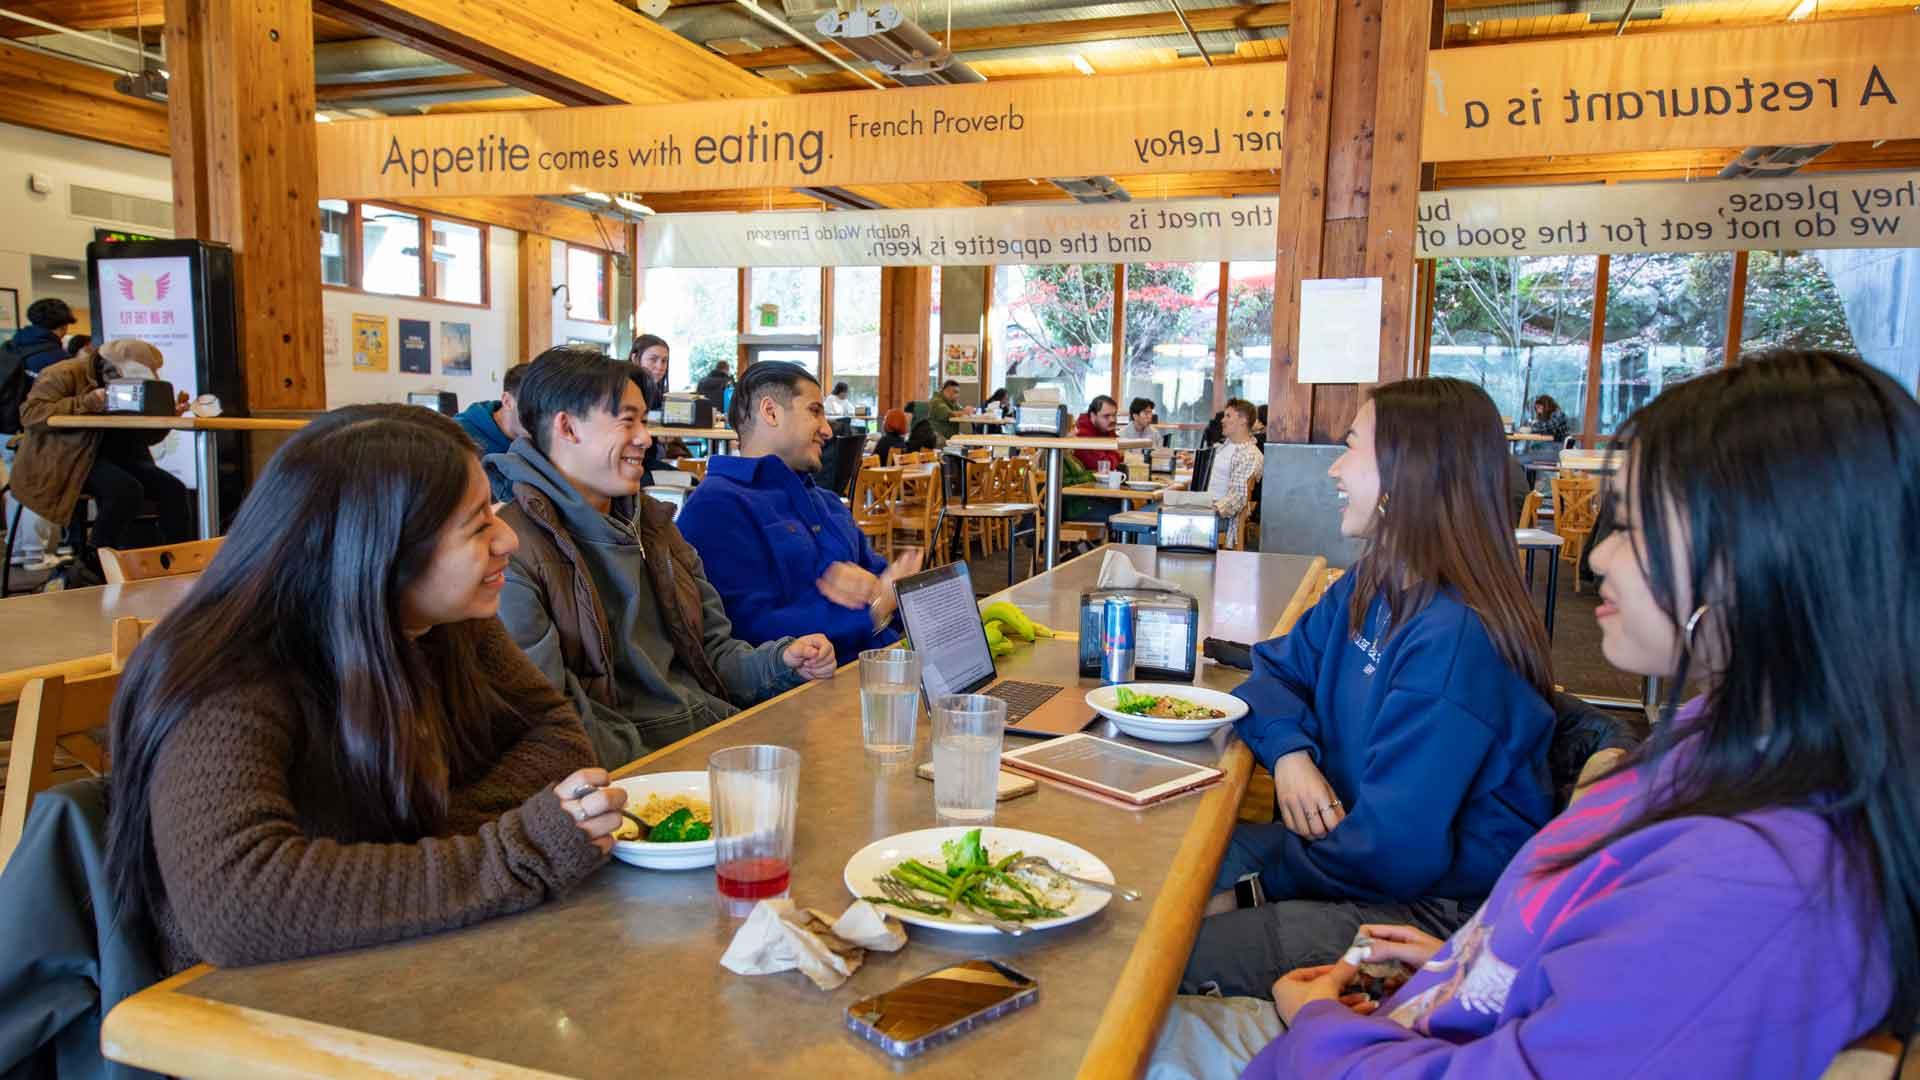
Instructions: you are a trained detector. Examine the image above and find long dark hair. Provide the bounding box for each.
[1557,350,1920,1034]
[106,405,565,930]
[1348,377,1553,696]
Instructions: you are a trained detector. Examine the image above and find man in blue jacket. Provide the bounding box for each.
[453,361,529,501]
[678,362,922,663]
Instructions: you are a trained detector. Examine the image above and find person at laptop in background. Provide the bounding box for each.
[1181,377,1556,1000]
[1121,397,1158,441]
[1207,399,1265,550]
[454,361,531,502]
[677,361,923,666]
[490,347,836,767]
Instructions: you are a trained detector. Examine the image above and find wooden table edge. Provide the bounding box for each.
[103,965,568,1080]
[1267,556,1330,639]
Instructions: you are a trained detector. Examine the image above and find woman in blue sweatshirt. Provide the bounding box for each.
[1252,351,1916,1078]
[1182,377,1556,999]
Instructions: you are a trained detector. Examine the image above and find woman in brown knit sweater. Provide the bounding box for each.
[105,405,627,974]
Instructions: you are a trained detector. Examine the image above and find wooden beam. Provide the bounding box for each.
[0,42,168,155]
[384,196,631,255]
[1265,0,1335,444]
[518,233,555,362]
[166,0,327,412]
[1724,249,1748,365]
[726,3,1293,71]
[1581,253,1610,445]
[313,72,505,102]
[879,267,932,409]
[0,0,162,37]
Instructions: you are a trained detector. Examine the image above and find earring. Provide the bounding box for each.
[1375,492,1390,518]
[1683,604,1710,651]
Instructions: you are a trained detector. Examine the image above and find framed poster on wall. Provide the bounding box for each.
[440,321,472,374]
[353,314,389,372]
[398,318,431,374]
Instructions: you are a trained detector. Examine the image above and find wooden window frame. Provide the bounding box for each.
[561,241,613,326]
[321,200,493,311]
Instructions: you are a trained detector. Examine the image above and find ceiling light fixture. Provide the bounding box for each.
[1072,54,1095,76]
[614,195,655,216]
[1787,0,1816,19]
[49,271,78,281]
[579,191,614,204]
[816,5,984,86]
[315,112,332,123]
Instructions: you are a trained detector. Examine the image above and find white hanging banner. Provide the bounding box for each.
[642,198,1280,268]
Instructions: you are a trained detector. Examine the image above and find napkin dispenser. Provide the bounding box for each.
[105,378,176,416]
[1014,404,1069,437]
[1077,587,1200,682]
[663,393,715,428]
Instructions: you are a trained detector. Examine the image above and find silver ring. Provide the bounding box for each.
[1319,804,1334,813]
[572,804,588,822]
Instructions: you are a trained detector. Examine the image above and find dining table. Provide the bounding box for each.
[0,573,200,703]
[46,415,309,539]
[101,544,1325,1080]
[947,434,1152,571]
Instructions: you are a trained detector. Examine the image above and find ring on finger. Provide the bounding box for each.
[572,803,588,823]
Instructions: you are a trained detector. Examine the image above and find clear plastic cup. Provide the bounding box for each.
[860,649,921,763]
[930,694,1007,825]
[708,744,800,917]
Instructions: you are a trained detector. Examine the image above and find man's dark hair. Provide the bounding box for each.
[941,379,960,391]
[729,361,819,433]
[515,347,634,455]
[712,360,731,375]
[1089,395,1117,416]
[26,298,73,330]
[501,362,532,397]
[1129,397,1155,419]
[65,334,92,358]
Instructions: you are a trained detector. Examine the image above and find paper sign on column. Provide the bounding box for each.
[1297,278,1383,384]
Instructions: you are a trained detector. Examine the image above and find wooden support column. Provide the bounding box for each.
[1724,250,1749,364]
[1581,253,1611,447]
[879,266,932,410]
[1266,0,1443,443]
[165,0,325,412]
[518,233,554,362]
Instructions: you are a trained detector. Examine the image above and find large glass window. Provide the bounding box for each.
[1223,262,1274,410]
[832,266,882,412]
[989,263,1114,410]
[748,267,822,335]
[319,199,351,287]
[1122,262,1217,426]
[1740,249,1862,355]
[1428,255,1597,433]
[430,219,485,305]
[566,245,609,322]
[1597,252,1731,432]
[360,206,422,298]
[639,267,739,392]
[928,265,944,395]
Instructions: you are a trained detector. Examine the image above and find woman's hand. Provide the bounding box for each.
[782,634,838,680]
[554,768,628,854]
[84,387,109,413]
[1272,961,1357,1026]
[1271,750,1346,839]
[1354,923,1445,968]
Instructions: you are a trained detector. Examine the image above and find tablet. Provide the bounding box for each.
[1001,732,1223,807]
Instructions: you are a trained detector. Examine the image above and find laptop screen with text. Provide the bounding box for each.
[894,563,997,699]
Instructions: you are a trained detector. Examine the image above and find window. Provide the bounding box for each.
[1598,252,1732,432]
[1124,262,1218,427]
[640,267,740,392]
[566,244,609,322]
[1428,255,1597,433]
[928,265,943,393]
[1740,249,1863,355]
[832,266,882,412]
[319,199,350,287]
[1224,262,1274,409]
[748,267,823,334]
[989,263,1113,410]
[361,206,423,297]
[430,219,485,305]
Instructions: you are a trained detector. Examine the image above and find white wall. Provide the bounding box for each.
[551,242,616,352]
[322,227,520,411]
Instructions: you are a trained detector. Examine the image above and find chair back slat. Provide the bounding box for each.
[99,537,224,584]
[0,665,122,871]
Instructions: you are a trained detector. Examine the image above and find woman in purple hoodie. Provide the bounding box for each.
[1245,349,1919,1077]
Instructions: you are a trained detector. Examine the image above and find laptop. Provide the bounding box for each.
[893,561,1096,738]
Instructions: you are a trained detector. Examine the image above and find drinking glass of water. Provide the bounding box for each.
[709,744,800,917]
[931,694,1007,825]
[860,648,921,763]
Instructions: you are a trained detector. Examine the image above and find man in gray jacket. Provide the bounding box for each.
[491,347,836,767]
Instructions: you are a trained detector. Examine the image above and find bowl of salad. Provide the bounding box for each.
[1084,683,1247,743]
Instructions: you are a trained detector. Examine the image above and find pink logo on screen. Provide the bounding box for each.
[114,273,178,328]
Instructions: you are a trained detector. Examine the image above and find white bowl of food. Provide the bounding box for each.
[1084,683,1246,743]
[608,771,716,870]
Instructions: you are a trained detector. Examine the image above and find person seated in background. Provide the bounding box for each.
[2,298,76,381]
[824,381,856,419]
[1182,377,1555,1001]
[627,334,684,477]
[981,387,1010,417]
[490,347,835,767]
[1207,398,1265,549]
[1527,393,1571,444]
[875,408,911,465]
[696,360,734,411]
[926,379,968,444]
[454,361,531,502]
[1250,350,1913,1077]
[1072,394,1124,474]
[1121,396,1158,441]
[9,338,193,583]
[677,362,923,665]
[105,405,619,976]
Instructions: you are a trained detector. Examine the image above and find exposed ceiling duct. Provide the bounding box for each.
[816,4,985,85]
[1718,144,1834,179]
[313,38,466,84]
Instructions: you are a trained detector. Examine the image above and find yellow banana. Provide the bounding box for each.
[984,622,1006,647]
[1031,622,1055,638]
[990,638,1015,657]
[982,601,1036,641]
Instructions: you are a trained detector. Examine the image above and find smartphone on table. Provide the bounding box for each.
[845,958,1038,1058]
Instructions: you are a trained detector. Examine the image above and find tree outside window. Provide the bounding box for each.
[1429,255,1597,430]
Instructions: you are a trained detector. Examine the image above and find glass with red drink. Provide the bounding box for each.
[708,744,800,917]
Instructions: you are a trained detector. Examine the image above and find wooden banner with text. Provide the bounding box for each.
[1422,16,1920,161]
[313,66,1287,199]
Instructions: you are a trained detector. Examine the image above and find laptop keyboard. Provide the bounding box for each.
[985,681,1063,721]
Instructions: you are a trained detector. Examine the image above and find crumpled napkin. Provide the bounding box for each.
[720,899,907,990]
[1096,549,1181,593]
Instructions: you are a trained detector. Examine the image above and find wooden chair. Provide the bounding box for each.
[933,455,1039,581]
[1026,460,1105,560]
[1517,489,1543,531]
[849,456,898,560]
[0,616,151,871]
[1550,475,1600,593]
[99,536,224,584]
